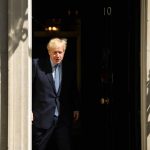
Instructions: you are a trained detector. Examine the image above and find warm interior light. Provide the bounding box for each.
[45,26,59,31]
[48,27,52,30]
[52,26,58,31]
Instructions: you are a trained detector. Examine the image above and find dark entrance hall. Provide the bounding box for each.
[32,0,141,150]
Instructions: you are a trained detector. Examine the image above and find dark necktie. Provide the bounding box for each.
[54,64,60,116]
[54,64,60,92]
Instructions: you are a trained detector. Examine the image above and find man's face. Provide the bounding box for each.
[49,45,65,65]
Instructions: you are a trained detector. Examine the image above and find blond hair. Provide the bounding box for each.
[47,38,67,52]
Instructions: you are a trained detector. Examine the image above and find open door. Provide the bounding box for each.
[32,0,141,150]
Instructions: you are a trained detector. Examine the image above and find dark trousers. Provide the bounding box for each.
[32,117,71,150]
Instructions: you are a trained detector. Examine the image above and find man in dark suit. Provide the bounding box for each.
[32,38,80,150]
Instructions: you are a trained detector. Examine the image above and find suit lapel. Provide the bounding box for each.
[46,72,56,91]
[44,58,56,92]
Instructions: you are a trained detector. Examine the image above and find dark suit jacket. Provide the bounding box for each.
[32,57,79,129]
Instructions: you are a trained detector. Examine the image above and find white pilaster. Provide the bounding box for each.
[0,0,8,150]
[141,0,150,150]
[8,0,32,149]
[147,0,150,149]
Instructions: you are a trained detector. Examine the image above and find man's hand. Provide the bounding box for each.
[32,112,34,121]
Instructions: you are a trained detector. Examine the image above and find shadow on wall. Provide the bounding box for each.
[8,8,28,57]
[147,69,150,136]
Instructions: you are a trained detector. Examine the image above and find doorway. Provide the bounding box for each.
[32,0,141,150]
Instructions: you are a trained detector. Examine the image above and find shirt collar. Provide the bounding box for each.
[50,59,55,68]
[50,59,61,68]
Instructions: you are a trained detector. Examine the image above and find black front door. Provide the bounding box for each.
[80,0,141,150]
